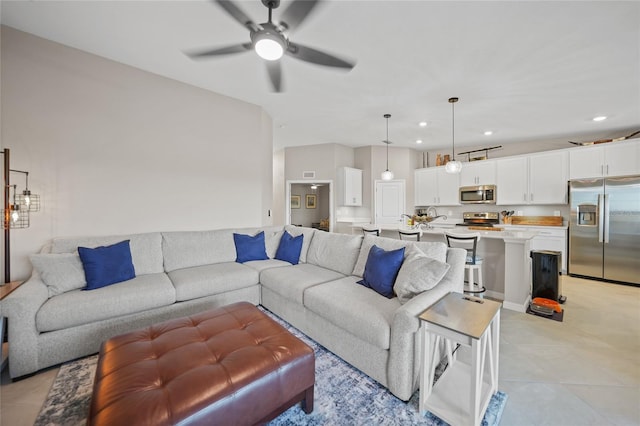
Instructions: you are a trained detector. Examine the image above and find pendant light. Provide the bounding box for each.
[445,97,463,174]
[381,114,394,181]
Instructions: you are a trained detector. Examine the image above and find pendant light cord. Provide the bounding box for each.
[384,113,391,170]
[451,102,455,158]
[448,97,459,159]
[386,116,389,170]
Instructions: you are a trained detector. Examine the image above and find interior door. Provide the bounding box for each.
[375,180,406,224]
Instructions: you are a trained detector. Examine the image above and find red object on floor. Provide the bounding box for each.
[532,297,562,313]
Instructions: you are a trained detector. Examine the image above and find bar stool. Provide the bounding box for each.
[399,228,421,241]
[444,231,485,297]
[362,224,381,236]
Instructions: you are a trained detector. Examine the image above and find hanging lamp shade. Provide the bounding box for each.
[2,185,29,229]
[381,114,394,180]
[446,97,463,174]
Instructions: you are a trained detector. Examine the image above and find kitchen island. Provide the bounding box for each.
[352,223,537,312]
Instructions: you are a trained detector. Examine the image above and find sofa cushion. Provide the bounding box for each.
[78,240,136,290]
[358,245,405,298]
[352,234,448,277]
[304,276,401,350]
[260,263,345,304]
[168,262,259,302]
[275,231,304,265]
[30,253,86,297]
[162,227,284,272]
[233,231,269,263]
[393,245,451,304]
[306,231,362,275]
[243,259,292,273]
[284,225,316,263]
[51,232,163,275]
[36,273,175,333]
[162,230,236,272]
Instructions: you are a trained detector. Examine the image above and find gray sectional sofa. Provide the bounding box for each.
[2,225,465,401]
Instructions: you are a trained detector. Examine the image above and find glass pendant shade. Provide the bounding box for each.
[445,160,462,174]
[381,169,394,181]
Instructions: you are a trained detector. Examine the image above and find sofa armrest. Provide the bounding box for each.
[1,274,49,378]
[387,247,466,400]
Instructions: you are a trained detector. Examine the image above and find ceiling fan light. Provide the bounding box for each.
[254,34,284,61]
[381,169,394,181]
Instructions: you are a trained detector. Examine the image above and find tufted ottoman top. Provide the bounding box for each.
[88,302,315,425]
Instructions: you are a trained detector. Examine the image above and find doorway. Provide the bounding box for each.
[286,180,333,232]
[374,180,406,224]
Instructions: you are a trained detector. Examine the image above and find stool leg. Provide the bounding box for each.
[477,266,484,298]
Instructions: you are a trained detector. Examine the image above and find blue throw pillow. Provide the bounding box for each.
[78,240,136,290]
[357,245,405,298]
[233,231,269,263]
[275,231,304,265]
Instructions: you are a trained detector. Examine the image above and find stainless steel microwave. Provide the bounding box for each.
[459,185,497,204]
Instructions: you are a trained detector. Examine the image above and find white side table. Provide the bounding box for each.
[419,292,501,426]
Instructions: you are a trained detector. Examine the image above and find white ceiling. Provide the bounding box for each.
[2,1,639,152]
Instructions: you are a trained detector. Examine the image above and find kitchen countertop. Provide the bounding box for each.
[352,223,538,241]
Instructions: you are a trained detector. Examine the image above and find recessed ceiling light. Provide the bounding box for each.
[418,121,427,127]
[416,139,423,144]
[484,130,493,136]
[592,116,607,122]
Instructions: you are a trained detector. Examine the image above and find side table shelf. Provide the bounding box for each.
[419,292,502,426]
[1,280,25,371]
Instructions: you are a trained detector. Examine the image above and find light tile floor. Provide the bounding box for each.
[1,275,639,425]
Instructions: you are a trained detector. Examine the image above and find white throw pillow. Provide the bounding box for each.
[30,253,87,297]
[393,245,450,304]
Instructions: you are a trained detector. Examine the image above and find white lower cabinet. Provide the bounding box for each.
[509,226,568,273]
[415,167,460,206]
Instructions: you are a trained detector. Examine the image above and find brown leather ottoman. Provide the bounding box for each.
[87,302,315,425]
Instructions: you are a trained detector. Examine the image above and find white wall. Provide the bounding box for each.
[1,26,273,280]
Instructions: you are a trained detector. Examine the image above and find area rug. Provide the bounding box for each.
[35,308,507,426]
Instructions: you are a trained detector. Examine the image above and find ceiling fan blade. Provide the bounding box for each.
[215,0,260,32]
[265,61,283,92]
[279,0,321,32]
[287,42,355,69]
[186,43,252,59]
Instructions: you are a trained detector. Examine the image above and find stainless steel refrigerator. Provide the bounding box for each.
[569,175,640,285]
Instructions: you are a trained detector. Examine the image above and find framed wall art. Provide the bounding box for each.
[291,195,301,209]
[305,194,317,209]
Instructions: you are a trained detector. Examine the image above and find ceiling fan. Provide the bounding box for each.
[186,0,356,92]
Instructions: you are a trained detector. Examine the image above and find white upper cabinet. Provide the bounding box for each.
[496,157,528,204]
[415,167,460,206]
[460,160,496,186]
[569,139,640,179]
[529,151,568,204]
[496,151,568,205]
[339,167,362,206]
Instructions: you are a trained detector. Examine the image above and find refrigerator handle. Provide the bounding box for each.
[598,194,605,243]
[603,193,610,243]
